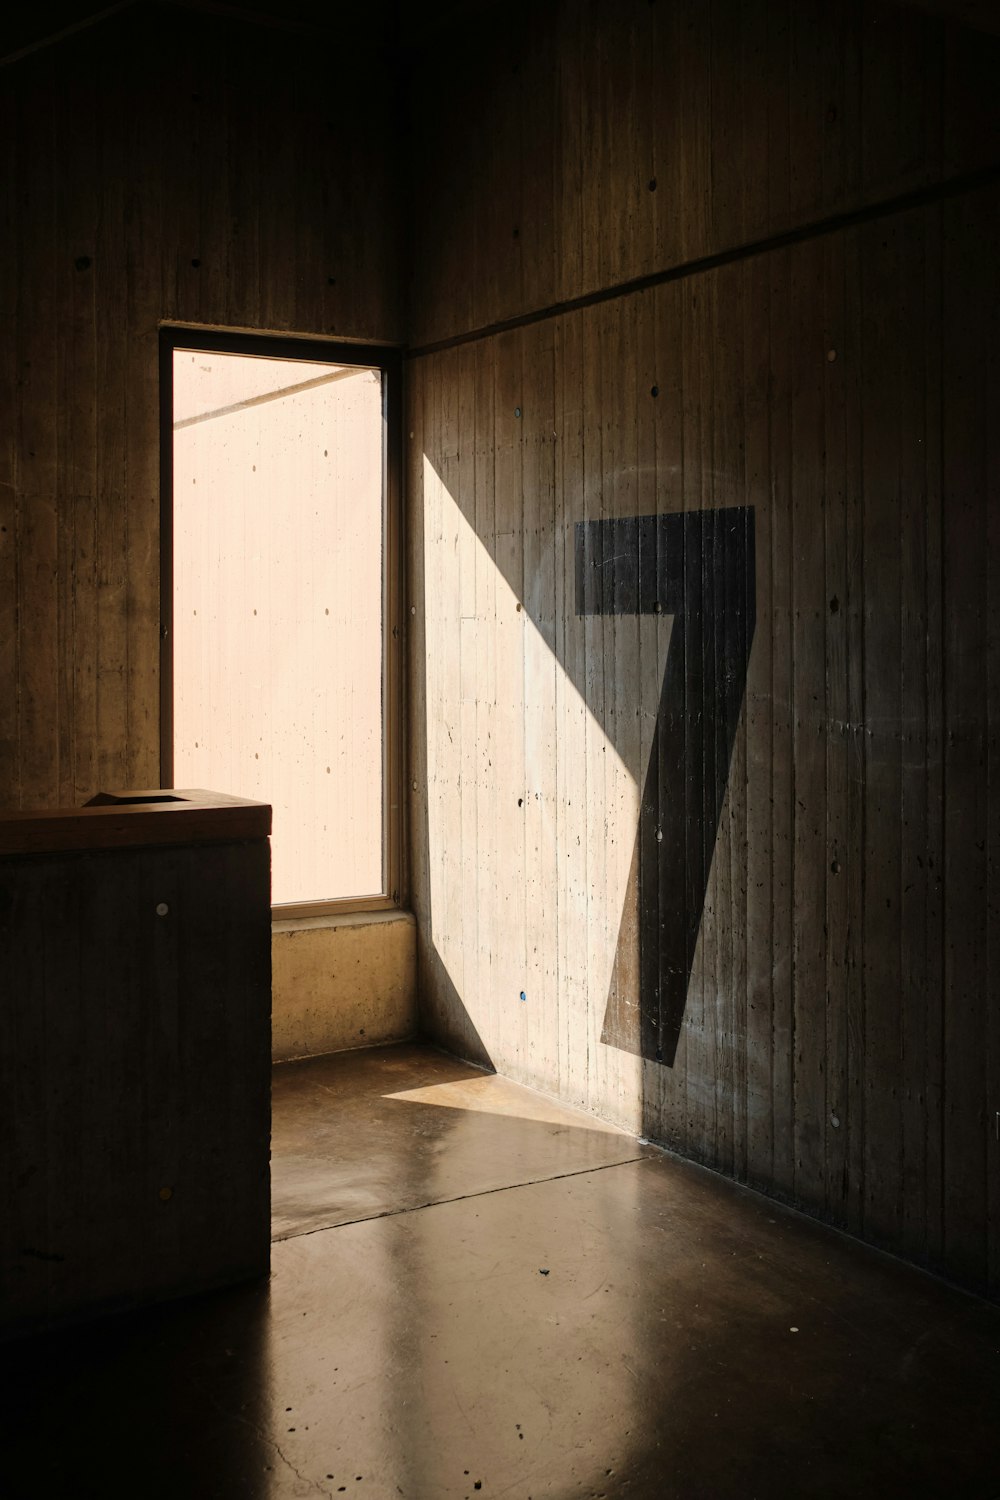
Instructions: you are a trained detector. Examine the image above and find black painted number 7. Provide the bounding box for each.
[574,507,756,1067]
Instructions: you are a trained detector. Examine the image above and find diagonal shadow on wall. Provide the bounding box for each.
[415,387,755,1071]
[575,508,755,1066]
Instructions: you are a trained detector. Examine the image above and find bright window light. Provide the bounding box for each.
[170,344,386,907]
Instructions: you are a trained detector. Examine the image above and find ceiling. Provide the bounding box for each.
[2,0,997,72]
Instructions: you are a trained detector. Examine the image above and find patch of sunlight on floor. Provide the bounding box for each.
[383,1074,631,1135]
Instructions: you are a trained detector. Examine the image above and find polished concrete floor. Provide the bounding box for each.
[2,1042,1000,1499]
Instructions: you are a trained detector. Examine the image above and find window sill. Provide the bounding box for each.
[272,908,415,936]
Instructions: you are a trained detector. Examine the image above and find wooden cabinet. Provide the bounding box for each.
[0,791,271,1338]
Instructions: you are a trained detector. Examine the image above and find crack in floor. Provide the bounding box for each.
[271,1152,650,1243]
[190,1368,331,1497]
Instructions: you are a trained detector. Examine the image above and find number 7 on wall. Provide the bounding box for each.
[574,507,756,1068]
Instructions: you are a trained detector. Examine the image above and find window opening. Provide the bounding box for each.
[161,332,401,914]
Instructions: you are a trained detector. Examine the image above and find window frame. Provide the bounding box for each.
[159,325,404,919]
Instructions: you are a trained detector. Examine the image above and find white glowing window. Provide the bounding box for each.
[167,338,397,911]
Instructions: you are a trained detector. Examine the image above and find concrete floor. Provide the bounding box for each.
[2,1043,999,1499]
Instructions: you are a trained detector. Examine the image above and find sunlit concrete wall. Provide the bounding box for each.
[272,911,417,1061]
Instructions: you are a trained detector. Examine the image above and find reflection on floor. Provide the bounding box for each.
[3,1042,1000,1499]
[271,1042,645,1239]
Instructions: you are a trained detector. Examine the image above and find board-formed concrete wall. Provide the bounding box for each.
[405,0,1000,1298]
[0,4,401,810]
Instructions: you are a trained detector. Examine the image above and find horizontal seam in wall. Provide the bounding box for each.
[405,161,1000,359]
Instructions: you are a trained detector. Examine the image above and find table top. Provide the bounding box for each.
[0,789,272,856]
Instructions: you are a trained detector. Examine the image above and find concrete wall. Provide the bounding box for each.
[405,0,1000,1298]
[0,1,401,809]
[272,912,417,1062]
